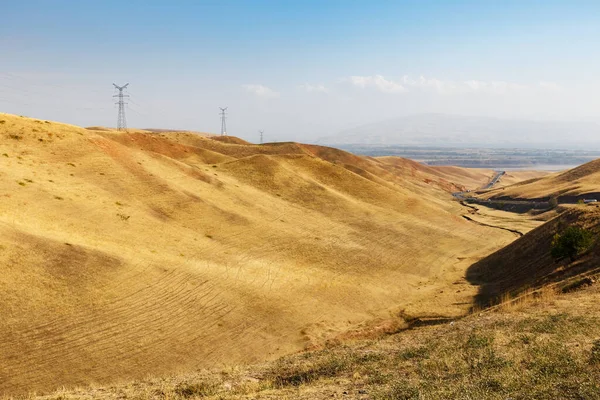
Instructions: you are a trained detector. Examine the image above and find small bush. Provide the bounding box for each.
[551,226,594,261]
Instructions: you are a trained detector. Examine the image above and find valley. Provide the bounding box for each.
[0,113,532,396]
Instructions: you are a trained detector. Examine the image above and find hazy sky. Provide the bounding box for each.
[1,0,600,143]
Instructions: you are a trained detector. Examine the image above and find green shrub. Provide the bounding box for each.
[551,226,593,262]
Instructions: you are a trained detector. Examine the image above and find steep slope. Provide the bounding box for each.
[467,206,600,306]
[480,158,600,202]
[0,113,519,396]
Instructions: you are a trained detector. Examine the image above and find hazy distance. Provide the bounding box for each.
[1,1,600,147]
[319,114,600,149]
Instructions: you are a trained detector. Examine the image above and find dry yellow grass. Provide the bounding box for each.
[467,206,600,306]
[0,113,534,396]
[493,170,550,188]
[26,275,600,400]
[480,160,600,200]
[460,204,551,235]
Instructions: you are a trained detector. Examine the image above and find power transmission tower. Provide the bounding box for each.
[113,83,129,131]
[219,107,228,136]
[259,130,264,144]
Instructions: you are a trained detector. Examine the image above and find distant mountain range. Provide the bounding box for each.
[318,114,600,148]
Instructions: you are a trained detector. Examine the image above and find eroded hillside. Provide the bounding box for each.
[0,113,519,396]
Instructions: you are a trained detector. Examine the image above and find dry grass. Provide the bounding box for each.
[480,160,600,200]
[24,282,600,400]
[467,206,600,307]
[493,170,551,188]
[460,204,548,235]
[0,112,535,396]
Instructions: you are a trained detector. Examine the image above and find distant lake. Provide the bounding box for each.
[340,144,598,172]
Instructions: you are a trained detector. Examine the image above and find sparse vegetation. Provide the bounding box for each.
[591,339,600,365]
[1,112,599,399]
[27,284,600,400]
[117,213,131,221]
[267,351,353,388]
[174,381,218,397]
[551,225,594,261]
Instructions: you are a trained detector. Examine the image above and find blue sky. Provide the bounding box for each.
[1,1,600,142]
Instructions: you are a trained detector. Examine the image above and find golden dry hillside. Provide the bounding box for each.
[480,159,600,201]
[0,113,523,396]
[492,170,551,188]
[467,205,600,306]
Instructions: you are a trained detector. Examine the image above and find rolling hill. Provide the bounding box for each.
[480,158,600,202]
[0,112,529,396]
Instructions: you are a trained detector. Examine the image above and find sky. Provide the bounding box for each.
[1,0,600,143]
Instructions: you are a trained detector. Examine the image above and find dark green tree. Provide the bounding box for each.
[551,226,594,262]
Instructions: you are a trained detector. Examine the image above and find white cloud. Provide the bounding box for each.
[401,75,458,94]
[299,83,330,93]
[345,75,563,97]
[463,80,528,94]
[538,81,562,92]
[349,75,407,93]
[242,84,280,98]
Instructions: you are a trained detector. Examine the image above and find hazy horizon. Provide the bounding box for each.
[2,1,600,145]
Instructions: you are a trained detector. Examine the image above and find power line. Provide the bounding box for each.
[113,83,129,131]
[219,107,227,136]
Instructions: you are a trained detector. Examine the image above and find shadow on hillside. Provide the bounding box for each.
[466,208,600,307]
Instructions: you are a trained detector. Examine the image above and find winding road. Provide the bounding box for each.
[452,170,505,200]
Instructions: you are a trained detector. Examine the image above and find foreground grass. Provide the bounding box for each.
[26,283,600,400]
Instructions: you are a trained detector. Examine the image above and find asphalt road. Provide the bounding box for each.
[482,171,505,189]
[452,170,505,200]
